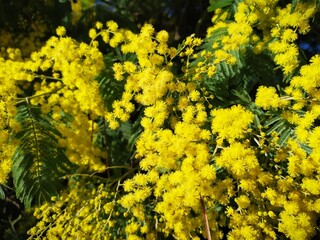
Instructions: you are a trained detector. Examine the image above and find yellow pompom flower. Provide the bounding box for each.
[95,21,103,30]
[156,30,169,43]
[189,90,200,102]
[215,142,259,178]
[56,26,66,37]
[211,105,254,143]
[235,195,251,209]
[89,28,97,39]
[106,20,118,32]
[255,86,283,110]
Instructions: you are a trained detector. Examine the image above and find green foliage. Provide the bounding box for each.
[264,114,295,146]
[207,0,235,12]
[12,104,75,208]
[96,53,129,111]
[0,0,70,31]
[207,0,241,19]
[290,0,320,13]
[94,117,141,178]
[95,51,142,177]
[191,28,280,107]
[189,11,297,151]
[0,185,4,200]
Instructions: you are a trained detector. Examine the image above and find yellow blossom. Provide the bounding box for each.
[56,26,66,37]
[211,105,254,143]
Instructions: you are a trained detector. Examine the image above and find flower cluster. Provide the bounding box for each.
[28,178,119,239]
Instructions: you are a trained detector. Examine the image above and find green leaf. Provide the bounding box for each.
[254,115,261,128]
[220,61,232,78]
[291,0,299,13]
[264,116,282,127]
[0,185,5,200]
[128,129,142,152]
[119,122,133,140]
[278,128,293,146]
[95,53,127,111]
[198,27,228,51]
[208,0,234,12]
[300,142,312,154]
[266,120,285,135]
[231,88,251,104]
[12,104,76,208]
[263,113,295,146]
[95,117,140,178]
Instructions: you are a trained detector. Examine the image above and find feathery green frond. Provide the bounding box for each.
[208,0,234,12]
[96,53,126,111]
[95,116,141,177]
[12,104,75,208]
[208,0,241,15]
[264,114,295,146]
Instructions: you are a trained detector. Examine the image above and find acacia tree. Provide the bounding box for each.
[1,0,320,239]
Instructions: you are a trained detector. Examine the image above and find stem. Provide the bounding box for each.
[15,86,65,104]
[91,119,94,144]
[34,74,63,81]
[200,194,212,240]
[60,166,133,181]
[106,180,121,222]
[170,44,186,60]
[103,118,111,178]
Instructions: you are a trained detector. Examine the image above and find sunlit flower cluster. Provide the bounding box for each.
[28,179,118,239]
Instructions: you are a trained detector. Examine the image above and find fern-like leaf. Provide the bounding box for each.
[96,53,127,111]
[264,114,295,146]
[12,104,75,208]
[208,0,234,12]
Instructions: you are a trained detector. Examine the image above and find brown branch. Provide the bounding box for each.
[200,194,212,240]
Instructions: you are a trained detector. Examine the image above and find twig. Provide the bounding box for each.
[103,118,110,178]
[34,74,63,81]
[200,194,212,240]
[15,86,65,104]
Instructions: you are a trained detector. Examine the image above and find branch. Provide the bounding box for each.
[200,194,212,240]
